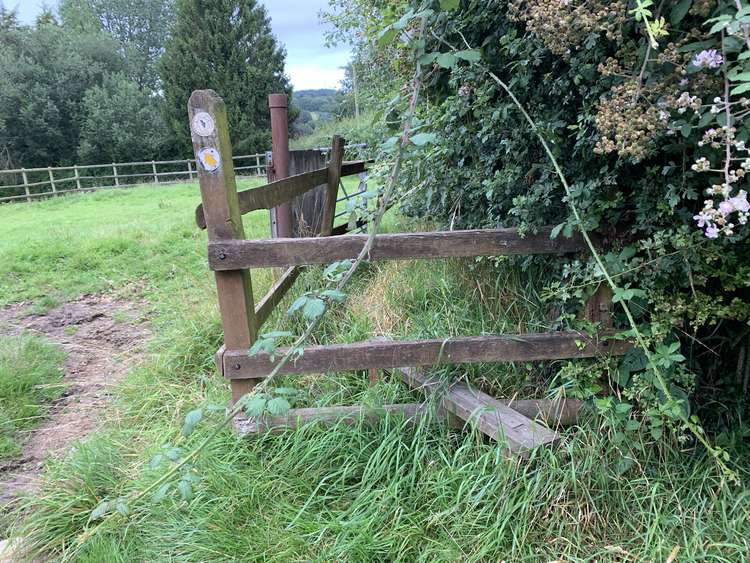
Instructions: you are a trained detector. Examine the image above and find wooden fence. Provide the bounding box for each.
[0,144,366,204]
[192,89,629,455]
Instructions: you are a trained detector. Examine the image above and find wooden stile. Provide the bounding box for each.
[188,89,259,403]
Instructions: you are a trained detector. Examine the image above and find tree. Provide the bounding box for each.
[0,21,125,167]
[159,0,292,155]
[77,74,169,163]
[59,0,174,92]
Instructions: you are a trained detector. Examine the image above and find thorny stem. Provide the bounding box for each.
[73,19,430,552]
[451,30,736,479]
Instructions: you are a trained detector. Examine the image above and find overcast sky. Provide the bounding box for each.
[12,0,351,90]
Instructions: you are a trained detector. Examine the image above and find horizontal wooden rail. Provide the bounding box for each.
[221,331,630,379]
[394,366,583,427]
[234,403,427,437]
[396,367,557,452]
[195,160,369,229]
[208,227,586,270]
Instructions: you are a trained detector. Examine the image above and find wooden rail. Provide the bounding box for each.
[222,331,628,379]
[208,228,585,270]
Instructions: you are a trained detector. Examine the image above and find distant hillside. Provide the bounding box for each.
[292,89,345,137]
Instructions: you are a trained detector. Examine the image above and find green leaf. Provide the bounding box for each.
[625,419,641,432]
[90,500,110,521]
[550,222,566,239]
[149,454,163,470]
[410,132,438,146]
[262,330,293,339]
[287,295,308,315]
[439,0,459,10]
[614,402,632,414]
[178,480,193,502]
[731,83,750,95]
[377,27,397,47]
[244,396,267,417]
[152,483,171,503]
[739,51,750,60]
[165,447,182,461]
[454,49,481,62]
[419,53,439,65]
[321,289,346,302]
[181,408,203,437]
[267,397,291,416]
[670,0,692,26]
[302,297,326,320]
[115,498,130,517]
[436,53,457,68]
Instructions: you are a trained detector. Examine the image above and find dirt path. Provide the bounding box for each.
[0,294,151,504]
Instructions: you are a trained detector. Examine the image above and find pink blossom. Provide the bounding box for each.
[729,191,750,213]
[692,49,724,69]
[705,225,720,238]
[693,212,711,228]
[719,200,735,215]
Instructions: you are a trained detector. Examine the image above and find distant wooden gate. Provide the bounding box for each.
[189,89,629,455]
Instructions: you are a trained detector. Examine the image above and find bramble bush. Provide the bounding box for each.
[330,0,750,436]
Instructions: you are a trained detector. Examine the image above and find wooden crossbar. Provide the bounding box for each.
[195,160,369,229]
[395,366,583,427]
[233,403,428,436]
[208,227,586,270]
[396,367,558,452]
[221,331,630,379]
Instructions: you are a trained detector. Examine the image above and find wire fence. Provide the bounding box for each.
[0,143,368,204]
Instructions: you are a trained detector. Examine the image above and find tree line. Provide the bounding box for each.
[0,0,293,170]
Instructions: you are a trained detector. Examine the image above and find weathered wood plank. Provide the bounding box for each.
[233,403,428,437]
[395,367,557,452]
[196,168,328,229]
[395,367,582,427]
[208,227,586,270]
[195,160,370,229]
[254,266,302,328]
[189,89,259,403]
[321,136,344,236]
[222,331,630,379]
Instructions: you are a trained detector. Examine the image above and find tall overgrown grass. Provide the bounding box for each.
[1,183,748,561]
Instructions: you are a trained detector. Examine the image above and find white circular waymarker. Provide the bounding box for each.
[192,112,215,137]
[198,147,221,172]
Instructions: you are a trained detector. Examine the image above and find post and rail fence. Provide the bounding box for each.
[0,144,367,204]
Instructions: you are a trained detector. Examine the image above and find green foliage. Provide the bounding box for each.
[77,74,169,163]
[0,334,65,459]
[159,0,292,155]
[58,0,174,91]
[0,19,125,167]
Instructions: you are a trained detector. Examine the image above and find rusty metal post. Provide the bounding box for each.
[268,93,292,238]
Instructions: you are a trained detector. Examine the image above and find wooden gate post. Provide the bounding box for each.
[268,94,293,238]
[321,135,345,236]
[188,89,259,405]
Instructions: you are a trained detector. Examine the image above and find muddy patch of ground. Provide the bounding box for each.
[0,294,150,504]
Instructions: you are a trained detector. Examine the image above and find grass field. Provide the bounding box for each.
[0,336,65,460]
[0,183,749,561]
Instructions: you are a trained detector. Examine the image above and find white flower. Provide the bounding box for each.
[729,190,750,213]
[705,225,720,238]
[694,211,712,227]
[719,200,735,215]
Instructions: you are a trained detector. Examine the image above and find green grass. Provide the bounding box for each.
[0,335,66,459]
[0,184,748,561]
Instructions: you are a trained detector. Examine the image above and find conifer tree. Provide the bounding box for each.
[160,0,291,154]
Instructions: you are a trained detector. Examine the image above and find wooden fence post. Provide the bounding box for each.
[321,135,345,236]
[187,160,194,181]
[74,165,82,191]
[584,284,614,329]
[112,164,120,187]
[21,168,30,202]
[255,154,261,175]
[47,167,57,195]
[188,89,259,405]
[268,94,292,238]
[151,161,159,184]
